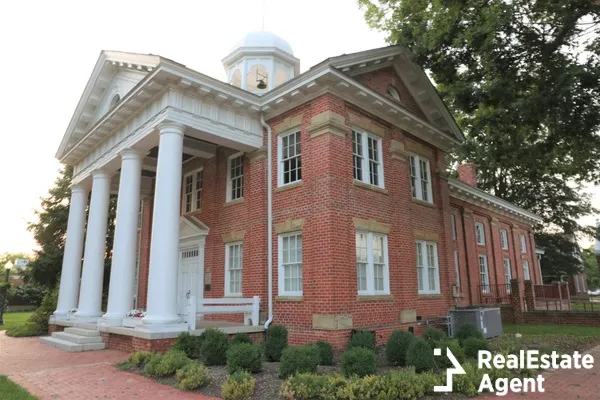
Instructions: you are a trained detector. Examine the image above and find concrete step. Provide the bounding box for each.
[53,331,103,344]
[64,327,100,337]
[39,336,105,352]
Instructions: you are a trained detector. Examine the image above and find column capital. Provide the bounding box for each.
[157,121,185,136]
[91,169,111,180]
[70,185,88,195]
[120,148,146,161]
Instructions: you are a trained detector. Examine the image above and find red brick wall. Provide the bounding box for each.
[523,311,600,327]
[48,325,65,335]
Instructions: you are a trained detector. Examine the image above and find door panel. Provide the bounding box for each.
[178,248,199,315]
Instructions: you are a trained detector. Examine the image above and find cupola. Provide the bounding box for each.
[222,31,300,94]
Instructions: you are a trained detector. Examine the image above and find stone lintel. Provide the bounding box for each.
[274,218,304,234]
[306,111,349,139]
[222,230,246,243]
[413,229,439,242]
[274,114,303,135]
[348,113,385,137]
[353,217,391,234]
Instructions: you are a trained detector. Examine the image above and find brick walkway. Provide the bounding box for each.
[0,331,219,400]
[482,343,600,399]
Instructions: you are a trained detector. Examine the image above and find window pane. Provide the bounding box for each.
[356,234,368,291]
[281,233,302,293]
[352,130,363,181]
[281,132,302,185]
[195,170,203,210]
[367,137,380,186]
[409,156,417,198]
[420,159,429,201]
[230,156,244,200]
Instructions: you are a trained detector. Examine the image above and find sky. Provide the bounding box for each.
[0,0,598,255]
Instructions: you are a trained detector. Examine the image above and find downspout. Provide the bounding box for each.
[260,113,274,329]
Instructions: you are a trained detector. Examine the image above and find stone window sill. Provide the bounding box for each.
[223,198,244,207]
[411,198,435,208]
[356,295,394,301]
[275,296,304,302]
[417,294,444,300]
[276,181,303,193]
[352,180,388,194]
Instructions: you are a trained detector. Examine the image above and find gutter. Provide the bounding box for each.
[260,113,274,329]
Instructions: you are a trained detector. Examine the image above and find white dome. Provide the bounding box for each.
[230,31,294,56]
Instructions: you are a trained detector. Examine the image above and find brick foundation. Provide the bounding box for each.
[48,325,65,335]
[523,311,600,327]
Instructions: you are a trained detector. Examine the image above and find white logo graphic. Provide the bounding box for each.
[434,347,466,392]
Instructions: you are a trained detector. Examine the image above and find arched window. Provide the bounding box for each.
[109,94,121,108]
[386,86,401,102]
[230,69,242,88]
[247,64,268,92]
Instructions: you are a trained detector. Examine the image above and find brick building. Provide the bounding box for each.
[48,32,542,351]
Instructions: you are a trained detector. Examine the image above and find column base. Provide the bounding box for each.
[73,310,103,322]
[52,311,69,321]
[142,313,182,325]
[136,322,189,334]
[98,316,124,327]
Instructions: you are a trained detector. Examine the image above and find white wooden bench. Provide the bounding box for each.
[199,296,261,327]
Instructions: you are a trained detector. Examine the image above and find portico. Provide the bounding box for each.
[51,51,265,335]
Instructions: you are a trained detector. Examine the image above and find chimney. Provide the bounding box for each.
[457,161,477,187]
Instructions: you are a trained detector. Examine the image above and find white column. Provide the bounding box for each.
[102,150,143,324]
[54,185,88,318]
[143,122,185,325]
[74,170,112,320]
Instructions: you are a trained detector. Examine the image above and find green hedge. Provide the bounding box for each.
[341,347,377,377]
[278,345,320,378]
[226,343,263,374]
[385,330,413,366]
[199,328,229,366]
[347,330,376,351]
[265,324,288,362]
[221,371,256,400]
[406,338,435,372]
[314,341,334,365]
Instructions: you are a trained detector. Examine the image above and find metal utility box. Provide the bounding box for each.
[449,307,503,338]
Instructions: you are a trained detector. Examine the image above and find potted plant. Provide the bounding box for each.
[123,309,146,328]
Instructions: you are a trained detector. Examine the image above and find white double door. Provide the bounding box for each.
[177,246,203,315]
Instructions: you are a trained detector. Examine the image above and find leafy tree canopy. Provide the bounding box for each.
[360,0,600,277]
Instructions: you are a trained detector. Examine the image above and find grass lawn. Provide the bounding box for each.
[0,376,38,400]
[0,312,33,332]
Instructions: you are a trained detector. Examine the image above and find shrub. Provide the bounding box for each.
[265,324,288,361]
[453,361,485,396]
[221,371,256,400]
[176,361,211,391]
[455,323,484,344]
[230,333,253,346]
[172,332,203,359]
[129,351,154,367]
[406,338,435,372]
[280,373,327,400]
[278,345,320,378]
[12,284,46,306]
[199,328,229,366]
[463,337,490,359]
[433,339,465,368]
[347,330,376,351]
[423,327,446,344]
[382,368,441,399]
[5,323,44,337]
[227,343,263,374]
[385,330,414,366]
[341,347,377,377]
[28,289,58,331]
[314,341,334,365]
[144,350,191,377]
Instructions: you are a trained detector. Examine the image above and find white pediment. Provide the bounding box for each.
[180,216,209,240]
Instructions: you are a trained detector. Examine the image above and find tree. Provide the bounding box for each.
[0,252,30,278]
[582,246,600,291]
[27,166,117,292]
[360,0,600,278]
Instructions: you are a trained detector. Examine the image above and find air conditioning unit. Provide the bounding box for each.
[449,307,503,338]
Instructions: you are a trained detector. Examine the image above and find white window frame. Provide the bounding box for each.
[500,229,509,250]
[520,235,527,253]
[409,153,433,202]
[451,214,457,240]
[453,250,460,287]
[352,127,384,188]
[416,240,440,294]
[278,232,303,296]
[183,168,203,213]
[479,255,490,292]
[503,258,512,286]
[475,222,486,245]
[278,130,302,187]
[355,232,390,296]
[225,242,243,297]
[523,260,531,281]
[227,153,244,202]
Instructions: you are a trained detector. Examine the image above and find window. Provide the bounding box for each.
[520,235,527,253]
[475,222,486,245]
[183,168,203,213]
[416,241,440,294]
[523,260,531,281]
[137,201,143,230]
[356,232,390,295]
[503,258,512,289]
[278,130,302,186]
[278,232,302,296]
[454,250,460,287]
[109,94,120,108]
[225,242,243,296]
[227,154,244,201]
[451,214,457,240]
[479,255,490,292]
[500,229,509,250]
[352,128,384,188]
[387,86,401,101]
[409,154,432,202]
